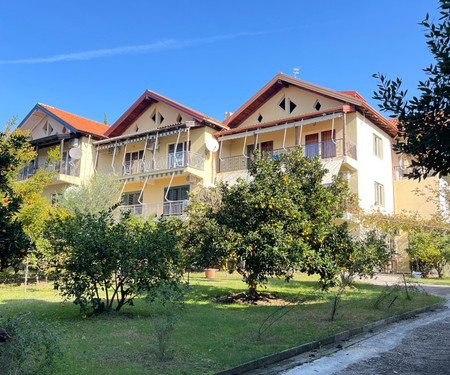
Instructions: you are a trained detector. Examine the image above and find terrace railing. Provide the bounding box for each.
[219,138,357,173]
[17,159,81,180]
[120,200,189,219]
[121,151,203,176]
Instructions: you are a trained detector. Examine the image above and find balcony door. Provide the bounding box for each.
[321,130,336,158]
[124,150,144,175]
[168,142,190,168]
[305,133,319,158]
[305,131,336,159]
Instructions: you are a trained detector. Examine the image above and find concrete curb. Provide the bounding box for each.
[213,301,446,375]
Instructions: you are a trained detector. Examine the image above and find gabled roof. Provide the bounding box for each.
[223,73,397,137]
[105,90,226,138]
[19,103,109,138]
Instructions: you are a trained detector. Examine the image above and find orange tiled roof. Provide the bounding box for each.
[40,104,109,137]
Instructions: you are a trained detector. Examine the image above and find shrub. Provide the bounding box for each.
[0,313,63,374]
[47,210,182,313]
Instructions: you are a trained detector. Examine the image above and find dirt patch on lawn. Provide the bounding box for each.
[214,292,293,306]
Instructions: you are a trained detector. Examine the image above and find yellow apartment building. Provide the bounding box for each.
[17,73,447,273]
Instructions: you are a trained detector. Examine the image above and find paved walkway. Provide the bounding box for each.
[244,274,450,375]
[283,275,450,375]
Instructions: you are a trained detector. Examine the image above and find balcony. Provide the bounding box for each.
[17,160,81,181]
[394,166,413,180]
[219,138,357,173]
[120,199,189,218]
[119,151,203,176]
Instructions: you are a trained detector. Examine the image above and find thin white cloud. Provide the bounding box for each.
[0,31,267,65]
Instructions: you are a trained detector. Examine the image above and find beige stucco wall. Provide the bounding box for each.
[238,86,343,128]
[394,176,440,219]
[121,102,196,136]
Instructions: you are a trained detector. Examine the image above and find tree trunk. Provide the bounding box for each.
[24,258,29,294]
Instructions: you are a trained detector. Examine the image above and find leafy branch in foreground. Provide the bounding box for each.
[373,0,450,179]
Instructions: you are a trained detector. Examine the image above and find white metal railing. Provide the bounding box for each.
[17,159,81,180]
[219,139,357,173]
[394,166,413,180]
[120,151,203,176]
[120,200,189,219]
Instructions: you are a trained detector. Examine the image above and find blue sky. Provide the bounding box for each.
[0,0,441,130]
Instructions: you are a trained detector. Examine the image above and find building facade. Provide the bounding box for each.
[17,73,447,273]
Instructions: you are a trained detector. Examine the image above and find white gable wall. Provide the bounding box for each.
[30,115,69,140]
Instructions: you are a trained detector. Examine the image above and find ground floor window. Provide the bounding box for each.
[163,185,190,216]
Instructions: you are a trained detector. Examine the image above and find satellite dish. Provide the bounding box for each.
[69,147,82,159]
[63,185,79,199]
[206,138,219,153]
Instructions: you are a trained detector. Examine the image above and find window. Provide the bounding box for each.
[289,100,297,114]
[257,114,263,123]
[163,185,190,216]
[164,185,190,202]
[60,151,73,175]
[278,97,297,114]
[123,150,144,175]
[374,182,385,207]
[168,141,190,168]
[151,112,156,123]
[159,113,165,125]
[122,191,141,206]
[51,193,61,205]
[43,121,53,136]
[373,134,383,159]
[176,114,183,123]
[314,100,322,111]
[304,131,336,159]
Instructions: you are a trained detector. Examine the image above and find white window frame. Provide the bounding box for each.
[373,134,383,159]
[374,181,385,207]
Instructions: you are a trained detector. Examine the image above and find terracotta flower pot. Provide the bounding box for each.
[205,269,216,279]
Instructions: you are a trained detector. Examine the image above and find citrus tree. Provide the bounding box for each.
[0,125,32,272]
[407,230,449,277]
[325,224,393,285]
[185,147,352,297]
[46,210,182,314]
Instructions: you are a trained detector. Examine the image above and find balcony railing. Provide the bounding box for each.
[219,139,357,173]
[17,160,81,180]
[120,200,189,218]
[394,166,413,180]
[120,151,203,176]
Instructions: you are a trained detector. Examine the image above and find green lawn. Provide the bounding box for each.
[405,275,450,286]
[0,272,443,375]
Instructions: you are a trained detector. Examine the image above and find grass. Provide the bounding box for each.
[405,275,450,285]
[0,272,443,375]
